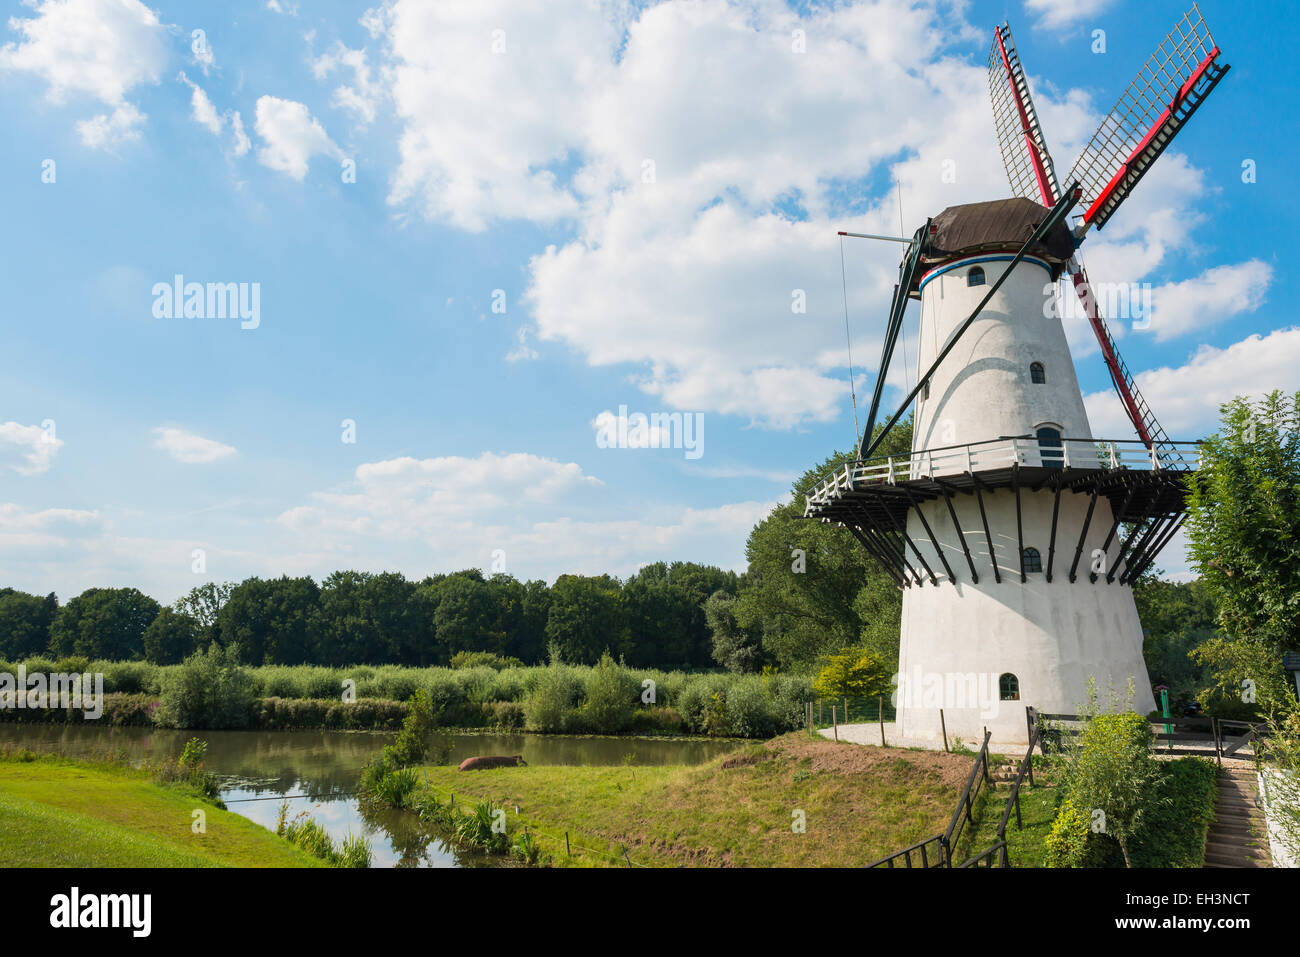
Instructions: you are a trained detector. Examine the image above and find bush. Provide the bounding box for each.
[724,678,773,738]
[629,706,684,735]
[101,660,158,695]
[581,653,637,733]
[483,700,525,731]
[524,666,584,733]
[251,697,408,730]
[450,651,523,671]
[155,644,256,730]
[1044,798,1118,868]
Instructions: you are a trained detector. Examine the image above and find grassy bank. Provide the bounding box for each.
[401,733,977,867]
[0,752,324,867]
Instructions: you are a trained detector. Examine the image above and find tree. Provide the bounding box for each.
[812,648,891,700]
[49,587,160,660]
[218,576,321,665]
[734,420,912,672]
[1185,392,1300,712]
[0,589,57,659]
[142,607,201,664]
[705,590,762,673]
[1131,571,1216,706]
[545,574,622,664]
[1187,391,1300,652]
[173,582,233,647]
[433,572,507,662]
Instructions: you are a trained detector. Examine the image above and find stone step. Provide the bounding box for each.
[1201,842,1263,863]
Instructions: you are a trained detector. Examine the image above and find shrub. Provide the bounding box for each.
[724,678,773,738]
[450,651,523,671]
[101,660,158,695]
[484,700,525,731]
[155,643,256,730]
[1060,711,1165,868]
[581,653,637,733]
[629,705,684,735]
[426,672,471,725]
[524,666,584,733]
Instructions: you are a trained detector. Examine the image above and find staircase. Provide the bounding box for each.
[1204,768,1272,868]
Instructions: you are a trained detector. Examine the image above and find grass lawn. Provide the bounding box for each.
[0,756,323,868]
[415,732,979,867]
[963,781,1061,867]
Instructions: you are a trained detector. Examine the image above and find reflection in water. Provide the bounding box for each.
[0,724,740,868]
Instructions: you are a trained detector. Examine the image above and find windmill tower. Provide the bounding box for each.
[806,5,1228,744]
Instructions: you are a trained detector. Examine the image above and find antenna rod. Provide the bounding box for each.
[838,230,913,244]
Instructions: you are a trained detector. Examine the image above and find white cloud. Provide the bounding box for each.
[276,451,770,580]
[74,102,145,148]
[1145,260,1273,343]
[1023,0,1115,30]
[312,42,382,126]
[152,426,236,464]
[253,94,342,180]
[0,0,167,147]
[368,0,1214,430]
[1084,327,1300,438]
[0,503,100,547]
[230,109,250,156]
[178,70,221,134]
[0,421,63,475]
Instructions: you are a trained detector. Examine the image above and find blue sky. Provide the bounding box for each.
[0,0,1295,603]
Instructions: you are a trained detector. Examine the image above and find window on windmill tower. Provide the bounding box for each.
[1030,362,1046,384]
[999,673,1020,701]
[967,266,985,287]
[1021,547,1043,574]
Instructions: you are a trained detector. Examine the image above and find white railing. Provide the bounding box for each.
[805,437,1200,511]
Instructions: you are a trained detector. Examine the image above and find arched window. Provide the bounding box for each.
[1036,425,1063,470]
[967,266,985,287]
[1021,547,1042,574]
[999,673,1020,701]
[1030,361,1046,384]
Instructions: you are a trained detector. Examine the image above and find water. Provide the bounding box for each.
[0,724,741,867]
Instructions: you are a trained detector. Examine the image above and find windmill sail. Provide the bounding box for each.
[1068,3,1229,232]
[988,23,1060,206]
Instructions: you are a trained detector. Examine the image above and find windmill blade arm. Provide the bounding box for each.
[1068,263,1175,457]
[988,23,1060,207]
[1068,4,1229,233]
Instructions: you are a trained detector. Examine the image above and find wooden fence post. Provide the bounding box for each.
[878,695,885,747]
[832,705,838,742]
[940,708,949,752]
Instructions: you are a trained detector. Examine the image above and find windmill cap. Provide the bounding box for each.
[915,197,1076,289]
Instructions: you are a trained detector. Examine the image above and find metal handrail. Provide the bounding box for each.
[866,730,993,869]
[942,730,993,856]
[959,718,1042,868]
[806,436,1201,509]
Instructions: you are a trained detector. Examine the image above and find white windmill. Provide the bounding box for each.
[806,5,1229,745]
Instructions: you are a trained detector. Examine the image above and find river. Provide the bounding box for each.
[0,724,741,867]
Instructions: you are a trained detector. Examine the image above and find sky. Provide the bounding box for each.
[0,0,1295,604]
